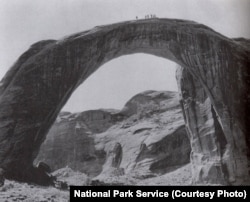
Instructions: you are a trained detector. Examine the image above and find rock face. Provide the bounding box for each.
[36,91,191,180]
[0,168,4,187]
[0,18,249,185]
[176,66,228,184]
[35,109,118,177]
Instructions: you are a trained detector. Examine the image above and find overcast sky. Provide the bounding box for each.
[0,0,249,112]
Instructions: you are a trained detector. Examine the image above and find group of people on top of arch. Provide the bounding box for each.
[136,14,157,20]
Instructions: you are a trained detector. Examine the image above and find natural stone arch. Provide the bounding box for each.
[0,18,249,185]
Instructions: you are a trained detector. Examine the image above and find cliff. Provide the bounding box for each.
[36,91,191,180]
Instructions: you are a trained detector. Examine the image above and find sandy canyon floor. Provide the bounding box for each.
[0,164,191,202]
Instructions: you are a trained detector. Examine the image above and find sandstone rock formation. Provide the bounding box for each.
[36,91,190,181]
[176,66,228,184]
[0,18,249,185]
[36,109,118,177]
[52,167,89,187]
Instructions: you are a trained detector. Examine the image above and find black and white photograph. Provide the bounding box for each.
[0,0,249,201]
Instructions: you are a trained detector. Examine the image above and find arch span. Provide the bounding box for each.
[0,18,249,185]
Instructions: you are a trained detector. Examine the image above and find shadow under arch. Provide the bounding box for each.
[0,18,249,185]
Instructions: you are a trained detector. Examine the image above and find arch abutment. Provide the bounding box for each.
[176,66,228,185]
[176,64,248,185]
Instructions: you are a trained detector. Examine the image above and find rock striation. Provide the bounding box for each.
[35,109,118,177]
[0,18,249,185]
[176,66,228,184]
[36,91,191,180]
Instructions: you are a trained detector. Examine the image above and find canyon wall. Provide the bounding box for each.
[36,91,190,180]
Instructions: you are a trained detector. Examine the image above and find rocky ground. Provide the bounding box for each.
[0,163,191,202]
[0,182,68,202]
[138,163,191,185]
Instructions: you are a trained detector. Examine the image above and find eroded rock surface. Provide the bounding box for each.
[36,91,191,181]
[176,66,229,184]
[35,109,117,177]
[0,18,249,185]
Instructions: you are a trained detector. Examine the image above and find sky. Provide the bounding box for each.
[0,0,249,112]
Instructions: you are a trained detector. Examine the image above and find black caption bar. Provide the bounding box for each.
[70,186,250,201]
